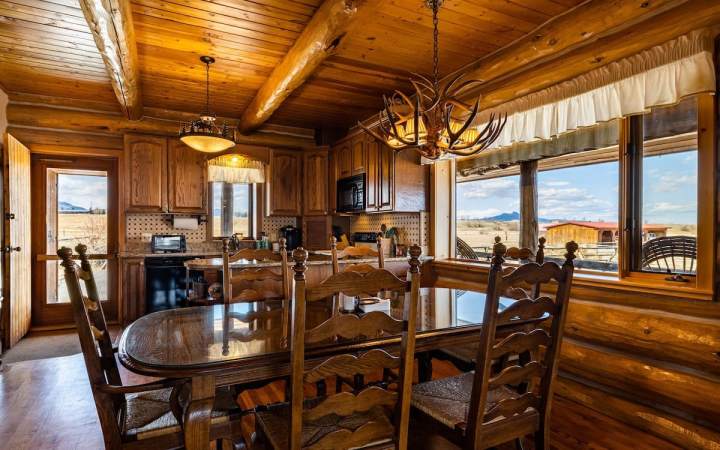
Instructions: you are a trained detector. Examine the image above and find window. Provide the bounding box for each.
[456,174,521,259]
[628,97,699,276]
[538,158,620,272]
[210,182,253,238]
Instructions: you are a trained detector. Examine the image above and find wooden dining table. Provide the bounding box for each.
[118,287,525,450]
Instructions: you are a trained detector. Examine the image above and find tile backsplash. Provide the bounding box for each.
[262,216,297,241]
[349,212,429,248]
[126,214,207,242]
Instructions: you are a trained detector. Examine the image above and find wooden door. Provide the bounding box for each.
[365,137,379,211]
[2,134,31,348]
[338,144,352,179]
[121,258,145,325]
[168,139,207,214]
[124,134,167,212]
[303,150,328,215]
[267,149,301,216]
[31,156,119,327]
[351,137,365,175]
[379,144,394,211]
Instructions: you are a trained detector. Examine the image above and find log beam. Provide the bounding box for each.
[238,0,359,133]
[519,161,538,253]
[79,0,143,120]
[6,103,317,149]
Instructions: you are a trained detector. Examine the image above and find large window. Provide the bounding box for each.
[538,158,620,272]
[456,175,521,258]
[629,97,699,276]
[210,182,253,238]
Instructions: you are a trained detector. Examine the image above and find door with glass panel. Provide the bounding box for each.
[31,156,118,327]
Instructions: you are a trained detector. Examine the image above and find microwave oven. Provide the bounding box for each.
[337,174,366,213]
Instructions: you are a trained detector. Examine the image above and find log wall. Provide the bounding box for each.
[426,260,720,449]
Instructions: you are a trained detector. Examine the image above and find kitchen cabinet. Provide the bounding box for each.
[303,149,328,215]
[124,134,167,212]
[121,258,145,325]
[167,139,207,214]
[330,133,428,213]
[351,136,366,175]
[302,215,332,250]
[266,149,302,216]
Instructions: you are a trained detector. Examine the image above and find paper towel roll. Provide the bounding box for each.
[173,216,199,230]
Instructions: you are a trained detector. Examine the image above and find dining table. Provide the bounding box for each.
[118,287,527,450]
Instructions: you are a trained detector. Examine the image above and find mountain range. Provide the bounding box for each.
[59,201,88,212]
[480,211,557,223]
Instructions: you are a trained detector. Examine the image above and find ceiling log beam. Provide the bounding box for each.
[6,103,317,149]
[79,0,143,120]
[238,0,360,134]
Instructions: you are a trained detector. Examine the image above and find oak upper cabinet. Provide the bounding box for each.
[124,134,167,212]
[365,137,379,211]
[167,139,207,214]
[303,149,328,215]
[337,143,352,179]
[351,136,366,175]
[267,149,302,216]
[378,143,394,211]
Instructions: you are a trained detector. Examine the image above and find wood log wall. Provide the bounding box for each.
[426,260,720,449]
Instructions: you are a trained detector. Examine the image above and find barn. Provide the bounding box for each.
[544,221,669,246]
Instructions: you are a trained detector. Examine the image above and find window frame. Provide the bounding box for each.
[207,181,256,240]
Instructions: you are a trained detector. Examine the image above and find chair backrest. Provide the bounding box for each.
[222,238,290,303]
[58,246,125,446]
[330,235,385,275]
[465,238,577,448]
[456,237,479,260]
[641,236,696,273]
[288,245,422,450]
[504,237,545,298]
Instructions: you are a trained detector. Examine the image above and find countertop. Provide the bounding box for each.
[120,252,222,258]
[184,255,415,270]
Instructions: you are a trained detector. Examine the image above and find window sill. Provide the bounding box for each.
[432,258,713,301]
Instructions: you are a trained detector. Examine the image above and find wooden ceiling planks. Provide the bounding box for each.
[1,0,593,130]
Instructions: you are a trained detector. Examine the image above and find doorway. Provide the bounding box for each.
[31,156,118,327]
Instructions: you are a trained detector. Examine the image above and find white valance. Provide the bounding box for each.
[471,28,716,151]
[208,154,266,184]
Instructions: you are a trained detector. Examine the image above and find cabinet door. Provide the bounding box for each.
[302,215,332,250]
[303,150,328,215]
[351,137,365,175]
[267,149,301,216]
[121,258,145,325]
[338,144,352,179]
[167,139,207,214]
[378,144,394,211]
[124,135,167,212]
[365,137,379,211]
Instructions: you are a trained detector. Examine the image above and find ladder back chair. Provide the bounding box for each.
[222,237,290,304]
[431,238,547,375]
[254,245,423,450]
[60,246,244,450]
[330,235,385,275]
[410,238,577,450]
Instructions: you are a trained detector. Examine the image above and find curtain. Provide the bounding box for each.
[460,28,715,174]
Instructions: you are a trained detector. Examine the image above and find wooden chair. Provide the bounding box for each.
[60,246,244,450]
[254,245,423,450]
[222,237,290,304]
[641,235,697,274]
[410,239,577,450]
[330,235,385,275]
[429,238,547,375]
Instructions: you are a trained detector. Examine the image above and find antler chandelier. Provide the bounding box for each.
[361,0,506,160]
[179,56,235,153]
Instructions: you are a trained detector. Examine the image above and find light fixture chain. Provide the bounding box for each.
[205,60,210,114]
[432,0,439,88]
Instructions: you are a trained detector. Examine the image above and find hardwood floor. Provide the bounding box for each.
[0,349,679,450]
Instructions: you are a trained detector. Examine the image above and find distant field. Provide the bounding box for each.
[212,217,250,237]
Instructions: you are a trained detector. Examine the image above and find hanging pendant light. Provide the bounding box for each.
[360,0,506,161]
[179,56,235,153]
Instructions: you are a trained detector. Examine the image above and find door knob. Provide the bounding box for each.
[2,246,20,253]
[5,213,15,220]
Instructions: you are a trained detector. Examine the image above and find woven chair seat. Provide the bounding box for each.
[256,399,395,449]
[124,387,240,440]
[411,372,520,431]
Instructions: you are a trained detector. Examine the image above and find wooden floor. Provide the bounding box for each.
[0,351,679,450]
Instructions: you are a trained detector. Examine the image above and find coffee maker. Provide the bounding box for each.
[279,225,301,250]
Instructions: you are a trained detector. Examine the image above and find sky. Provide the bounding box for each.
[58,174,107,210]
[457,150,697,225]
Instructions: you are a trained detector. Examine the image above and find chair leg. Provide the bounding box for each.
[418,352,433,382]
[534,429,548,450]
